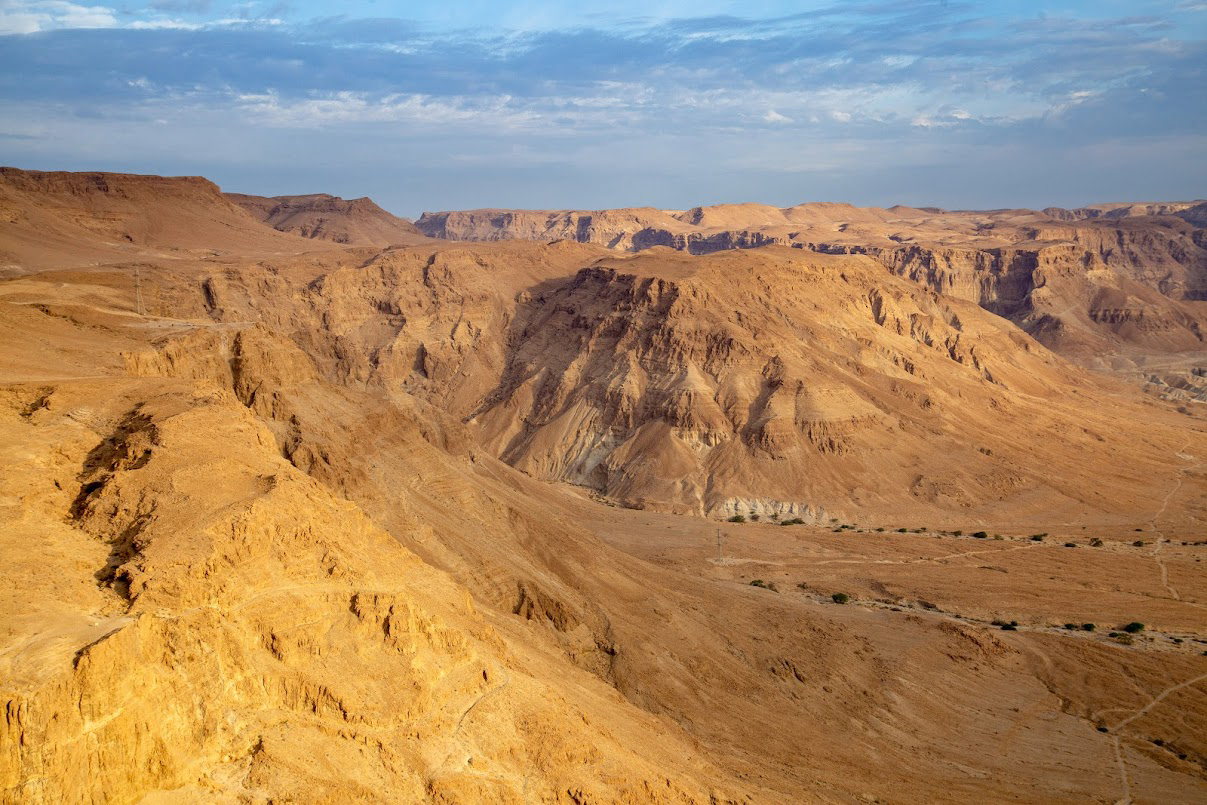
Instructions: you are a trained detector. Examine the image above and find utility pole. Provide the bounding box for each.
[133,267,146,316]
[716,527,724,562]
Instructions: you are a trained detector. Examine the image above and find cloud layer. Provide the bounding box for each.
[1,1,1204,213]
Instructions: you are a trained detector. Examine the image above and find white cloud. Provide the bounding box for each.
[0,1,116,32]
[763,109,792,124]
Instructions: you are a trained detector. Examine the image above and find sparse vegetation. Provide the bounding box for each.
[1082,623,1096,631]
[896,527,908,533]
[951,530,963,536]
[1133,540,1145,547]
[750,579,778,592]
[1064,542,1077,548]
[1064,623,1077,630]
[749,513,760,522]
[780,518,806,526]
[1030,533,1048,540]
[1089,538,1103,547]
[1122,622,1145,634]
[831,592,849,604]
[972,531,988,539]
[728,515,745,523]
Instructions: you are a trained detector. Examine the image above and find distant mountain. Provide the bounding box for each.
[229,192,425,247]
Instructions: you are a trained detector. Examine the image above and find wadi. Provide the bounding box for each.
[1,167,1205,804]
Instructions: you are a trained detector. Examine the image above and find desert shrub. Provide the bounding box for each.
[973,531,989,539]
[750,513,760,522]
[1090,538,1104,547]
[1122,622,1145,634]
[751,579,778,591]
[1030,535,1045,542]
[1082,623,1096,631]
[1064,623,1078,630]
[896,527,908,533]
[1116,634,1134,645]
[1064,542,1077,548]
[1097,726,1109,733]
[780,518,806,526]
[831,592,850,604]
[1000,623,1017,631]
[951,530,963,536]
[1133,540,1145,547]
[729,515,745,523]
[994,535,1004,540]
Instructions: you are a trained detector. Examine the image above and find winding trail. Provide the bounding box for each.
[1106,671,1207,805]
[1148,440,1203,602]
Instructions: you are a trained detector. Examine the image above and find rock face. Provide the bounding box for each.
[417,201,1207,369]
[229,192,425,247]
[168,239,1205,526]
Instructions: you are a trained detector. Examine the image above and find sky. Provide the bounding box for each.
[0,1,1204,215]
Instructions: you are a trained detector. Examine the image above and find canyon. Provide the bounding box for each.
[1,168,1205,803]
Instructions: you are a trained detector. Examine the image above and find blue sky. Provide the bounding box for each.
[1,1,1204,215]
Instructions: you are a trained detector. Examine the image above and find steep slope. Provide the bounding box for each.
[152,239,1207,528]
[0,320,744,803]
[0,168,316,273]
[228,192,426,247]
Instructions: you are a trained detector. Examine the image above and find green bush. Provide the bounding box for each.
[1082,623,1095,631]
[728,515,745,523]
[896,527,908,533]
[1064,623,1077,630]
[973,531,989,539]
[831,592,850,605]
[1122,622,1145,634]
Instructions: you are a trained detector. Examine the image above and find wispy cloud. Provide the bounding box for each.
[0,1,1203,211]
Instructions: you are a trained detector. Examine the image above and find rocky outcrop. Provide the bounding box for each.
[0,379,740,803]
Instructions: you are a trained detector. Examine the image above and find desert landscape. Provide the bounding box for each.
[1,2,1205,803]
[0,166,1204,804]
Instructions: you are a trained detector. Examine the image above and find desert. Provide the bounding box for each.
[1,165,1204,803]
[1,2,1205,803]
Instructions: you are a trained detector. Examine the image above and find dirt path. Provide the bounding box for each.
[1149,441,1203,603]
[1106,670,1207,805]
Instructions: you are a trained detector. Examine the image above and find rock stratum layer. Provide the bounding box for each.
[416,201,1207,372]
[3,171,1207,803]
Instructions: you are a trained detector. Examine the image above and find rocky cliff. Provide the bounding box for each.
[416,200,1207,369]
